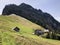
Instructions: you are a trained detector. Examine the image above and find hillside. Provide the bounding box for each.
[0,14,60,45]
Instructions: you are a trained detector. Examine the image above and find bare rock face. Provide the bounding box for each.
[2,3,60,33]
[34,29,44,36]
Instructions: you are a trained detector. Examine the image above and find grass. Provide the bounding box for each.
[0,14,60,45]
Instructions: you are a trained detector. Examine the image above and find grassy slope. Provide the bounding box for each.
[0,14,60,45]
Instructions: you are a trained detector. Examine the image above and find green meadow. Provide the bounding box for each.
[0,14,60,45]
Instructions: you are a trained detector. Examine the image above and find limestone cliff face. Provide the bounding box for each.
[2,3,60,33]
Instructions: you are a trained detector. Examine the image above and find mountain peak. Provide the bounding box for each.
[19,3,34,10]
[2,3,60,33]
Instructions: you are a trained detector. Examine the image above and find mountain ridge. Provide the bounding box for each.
[2,3,60,33]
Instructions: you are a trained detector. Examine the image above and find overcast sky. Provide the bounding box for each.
[0,0,60,22]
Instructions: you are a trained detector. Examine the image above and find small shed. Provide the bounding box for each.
[43,29,49,33]
[13,27,20,32]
